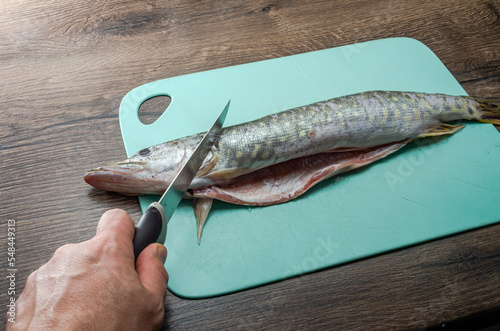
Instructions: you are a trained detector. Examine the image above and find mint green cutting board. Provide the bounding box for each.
[119,37,500,298]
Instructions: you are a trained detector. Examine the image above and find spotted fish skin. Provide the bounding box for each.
[84,91,496,196]
[208,91,481,178]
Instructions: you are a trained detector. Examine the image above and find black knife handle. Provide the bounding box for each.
[132,202,167,260]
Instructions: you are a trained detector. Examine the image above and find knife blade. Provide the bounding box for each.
[132,100,230,259]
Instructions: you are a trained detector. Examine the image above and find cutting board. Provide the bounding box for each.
[119,37,500,299]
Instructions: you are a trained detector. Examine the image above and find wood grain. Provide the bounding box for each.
[1,0,499,329]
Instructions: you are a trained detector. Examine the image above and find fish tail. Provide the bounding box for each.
[471,97,500,125]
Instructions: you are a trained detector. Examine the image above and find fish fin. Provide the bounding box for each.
[192,198,213,244]
[417,123,465,138]
[196,154,219,177]
[191,141,408,206]
[205,168,251,180]
[471,97,500,125]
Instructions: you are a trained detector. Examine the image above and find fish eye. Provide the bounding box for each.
[138,148,151,156]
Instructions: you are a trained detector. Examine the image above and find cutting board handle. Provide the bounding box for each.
[120,81,171,128]
[119,80,176,155]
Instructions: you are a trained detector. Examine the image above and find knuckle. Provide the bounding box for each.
[25,269,38,285]
[52,243,77,259]
[102,208,130,220]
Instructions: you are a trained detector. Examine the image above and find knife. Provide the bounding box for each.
[132,100,230,259]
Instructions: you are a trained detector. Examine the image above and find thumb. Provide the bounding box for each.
[136,243,169,299]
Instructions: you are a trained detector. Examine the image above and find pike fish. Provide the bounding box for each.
[84,91,500,242]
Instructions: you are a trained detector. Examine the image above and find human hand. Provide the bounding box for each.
[7,209,169,330]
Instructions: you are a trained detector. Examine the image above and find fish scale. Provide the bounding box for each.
[205,91,481,180]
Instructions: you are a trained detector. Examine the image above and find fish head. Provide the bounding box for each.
[84,141,189,195]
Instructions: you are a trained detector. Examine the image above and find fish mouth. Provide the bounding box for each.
[86,161,146,177]
[84,161,152,195]
[96,161,145,174]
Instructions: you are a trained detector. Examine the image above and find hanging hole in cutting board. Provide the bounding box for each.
[138,94,172,125]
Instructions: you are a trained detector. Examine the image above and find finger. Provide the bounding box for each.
[136,243,169,300]
[96,209,135,242]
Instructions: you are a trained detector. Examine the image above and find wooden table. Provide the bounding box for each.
[2,0,499,329]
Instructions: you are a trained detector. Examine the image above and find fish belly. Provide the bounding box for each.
[190,140,408,205]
